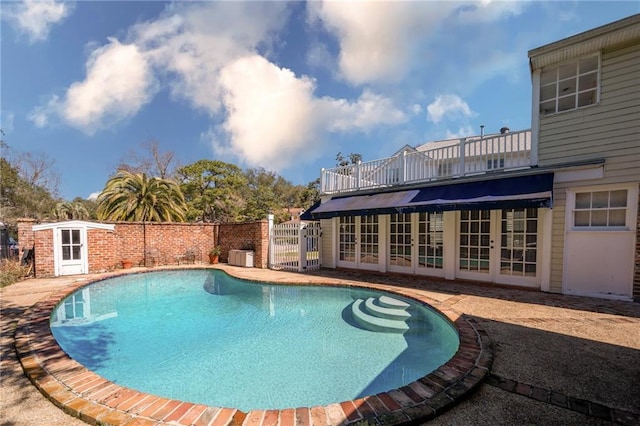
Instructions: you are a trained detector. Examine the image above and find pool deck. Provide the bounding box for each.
[1,265,639,425]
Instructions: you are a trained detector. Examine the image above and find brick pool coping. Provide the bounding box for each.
[15,269,493,426]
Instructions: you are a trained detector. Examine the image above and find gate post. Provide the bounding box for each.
[298,223,307,272]
[267,214,274,269]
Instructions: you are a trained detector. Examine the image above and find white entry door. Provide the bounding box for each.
[57,228,86,276]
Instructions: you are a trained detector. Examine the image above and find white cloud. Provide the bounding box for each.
[87,192,100,201]
[28,97,56,128]
[308,2,445,85]
[30,38,156,134]
[427,95,475,124]
[1,111,15,133]
[31,2,408,172]
[321,89,407,133]
[132,2,289,115]
[306,42,334,72]
[4,0,71,43]
[446,125,476,139]
[454,1,527,24]
[308,1,531,86]
[214,55,407,171]
[216,55,318,170]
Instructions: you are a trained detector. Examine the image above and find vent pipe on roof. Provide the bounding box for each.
[480,125,485,138]
[500,126,510,134]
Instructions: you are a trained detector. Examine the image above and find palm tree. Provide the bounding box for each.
[53,201,89,220]
[96,171,187,222]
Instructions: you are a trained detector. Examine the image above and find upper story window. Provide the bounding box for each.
[487,158,505,170]
[438,162,453,177]
[539,54,599,116]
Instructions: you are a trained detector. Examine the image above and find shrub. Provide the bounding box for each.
[0,259,29,288]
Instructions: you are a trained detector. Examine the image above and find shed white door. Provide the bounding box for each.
[57,228,86,276]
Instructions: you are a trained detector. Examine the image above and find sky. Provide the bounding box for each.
[1,1,638,201]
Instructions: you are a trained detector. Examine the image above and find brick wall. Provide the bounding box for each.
[218,220,270,268]
[17,219,270,277]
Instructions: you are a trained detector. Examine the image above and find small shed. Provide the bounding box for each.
[32,220,115,276]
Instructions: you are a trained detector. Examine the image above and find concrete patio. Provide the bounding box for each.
[1,265,639,425]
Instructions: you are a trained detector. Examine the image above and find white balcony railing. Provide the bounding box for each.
[320,129,532,195]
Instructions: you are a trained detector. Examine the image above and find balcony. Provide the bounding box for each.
[320,129,533,195]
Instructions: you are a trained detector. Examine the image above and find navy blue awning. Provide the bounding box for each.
[303,173,554,220]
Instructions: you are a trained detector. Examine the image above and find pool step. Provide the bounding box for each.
[364,297,411,320]
[378,295,410,309]
[351,296,410,333]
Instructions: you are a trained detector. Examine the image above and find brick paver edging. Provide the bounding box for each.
[14,269,493,426]
[486,373,640,426]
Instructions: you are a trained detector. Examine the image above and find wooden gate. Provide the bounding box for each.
[269,222,321,272]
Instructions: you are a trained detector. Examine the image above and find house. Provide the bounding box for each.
[302,14,640,301]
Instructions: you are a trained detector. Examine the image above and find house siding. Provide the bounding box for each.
[320,218,335,268]
[548,189,567,293]
[636,185,640,302]
[537,42,640,294]
[538,43,640,178]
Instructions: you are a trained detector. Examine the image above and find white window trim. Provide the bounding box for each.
[565,183,638,232]
[539,52,601,116]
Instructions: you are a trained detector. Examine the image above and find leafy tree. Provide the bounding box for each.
[71,197,98,220]
[298,178,321,210]
[96,171,187,222]
[240,168,293,222]
[0,157,57,223]
[335,152,362,167]
[177,160,246,223]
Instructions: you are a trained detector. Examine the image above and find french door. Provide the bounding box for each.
[337,215,379,270]
[388,212,444,276]
[457,208,539,285]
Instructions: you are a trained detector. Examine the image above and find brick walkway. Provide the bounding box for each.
[2,265,640,425]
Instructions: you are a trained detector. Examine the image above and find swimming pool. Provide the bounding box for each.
[50,269,459,411]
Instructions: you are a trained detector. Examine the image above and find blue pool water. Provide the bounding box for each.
[50,270,459,411]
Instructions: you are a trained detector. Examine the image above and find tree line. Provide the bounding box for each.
[0,139,322,232]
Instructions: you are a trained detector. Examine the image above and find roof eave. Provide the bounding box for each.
[528,14,640,70]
